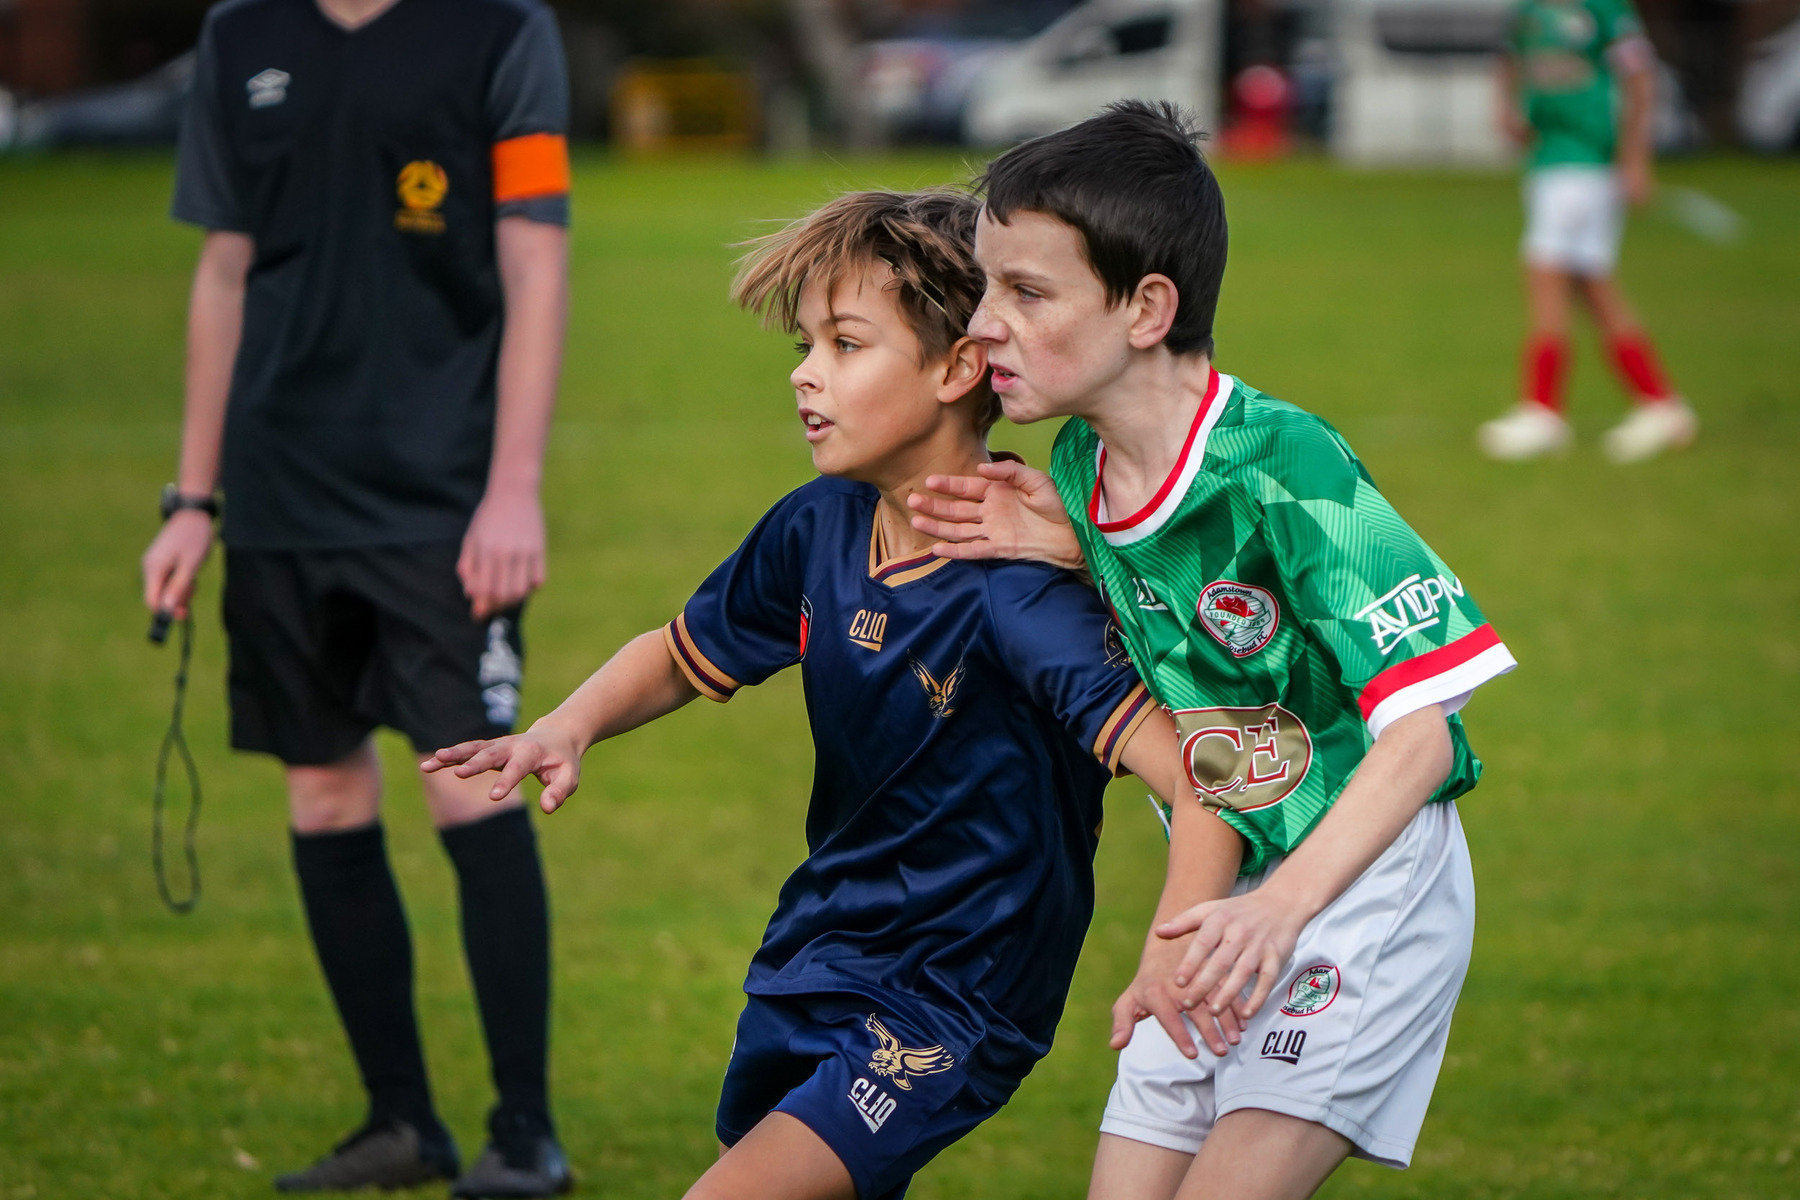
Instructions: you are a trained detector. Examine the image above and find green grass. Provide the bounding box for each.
[1,148,1797,1199]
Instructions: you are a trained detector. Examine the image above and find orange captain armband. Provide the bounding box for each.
[492,133,570,204]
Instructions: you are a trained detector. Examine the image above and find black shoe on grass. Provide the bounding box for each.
[274,1120,460,1192]
[450,1111,572,1199]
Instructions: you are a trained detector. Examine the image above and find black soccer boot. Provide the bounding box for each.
[449,1109,573,1198]
[273,1119,460,1192]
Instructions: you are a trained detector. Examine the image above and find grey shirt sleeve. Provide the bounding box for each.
[487,3,571,225]
[170,19,248,231]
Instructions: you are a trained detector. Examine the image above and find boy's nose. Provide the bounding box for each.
[967,300,1005,344]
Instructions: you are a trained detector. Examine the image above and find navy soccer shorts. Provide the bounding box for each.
[222,543,524,766]
[717,994,1009,1200]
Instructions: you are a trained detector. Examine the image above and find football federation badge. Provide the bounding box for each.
[1280,964,1340,1017]
[1198,581,1279,657]
[395,160,448,234]
[865,1015,956,1091]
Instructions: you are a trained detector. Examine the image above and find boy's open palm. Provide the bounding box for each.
[1158,891,1308,1023]
[908,461,1085,570]
[423,722,584,814]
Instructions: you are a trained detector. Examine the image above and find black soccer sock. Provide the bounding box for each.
[439,806,553,1138]
[291,823,445,1140]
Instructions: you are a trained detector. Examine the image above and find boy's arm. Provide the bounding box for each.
[423,629,698,812]
[908,460,1084,568]
[1614,44,1656,205]
[1118,712,1247,1057]
[1497,52,1528,146]
[1157,704,1453,1018]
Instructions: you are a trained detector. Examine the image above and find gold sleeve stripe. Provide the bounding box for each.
[663,615,739,703]
[1094,683,1155,775]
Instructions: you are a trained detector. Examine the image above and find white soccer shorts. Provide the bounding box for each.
[1100,800,1475,1169]
[1521,165,1624,276]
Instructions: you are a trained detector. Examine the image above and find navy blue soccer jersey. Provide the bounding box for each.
[663,476,1154,1089]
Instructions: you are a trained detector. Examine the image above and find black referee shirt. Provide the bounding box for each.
[172,0,570,549]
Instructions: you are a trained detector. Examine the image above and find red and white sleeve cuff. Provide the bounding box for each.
[1358,624,1516,739]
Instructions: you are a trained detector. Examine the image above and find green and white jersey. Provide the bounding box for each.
[1049,371,1516,874]
[1510,0,1650,170]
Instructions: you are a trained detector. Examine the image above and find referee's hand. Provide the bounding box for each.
[459,490,547,619]
[142,509,215,620]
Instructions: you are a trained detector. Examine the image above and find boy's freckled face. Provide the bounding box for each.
[969,209,1134,425]
[790,263,943,483]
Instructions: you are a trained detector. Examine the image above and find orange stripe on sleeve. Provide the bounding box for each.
[492,133,570,204]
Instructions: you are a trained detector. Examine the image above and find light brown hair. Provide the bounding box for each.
[731,189,999,432]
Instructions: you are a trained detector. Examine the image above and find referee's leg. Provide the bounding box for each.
[287,741,457,1157]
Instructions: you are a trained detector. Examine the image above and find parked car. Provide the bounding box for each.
[862,0,1082,143]
[962,0,1224,146]
[8,52,194,150]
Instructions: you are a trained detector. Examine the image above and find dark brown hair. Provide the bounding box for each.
[979,100,1227,358]
[732,188,999,431]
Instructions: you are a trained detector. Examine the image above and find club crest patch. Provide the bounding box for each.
[1280,964,1340,1017]
[1197,581,1279,658]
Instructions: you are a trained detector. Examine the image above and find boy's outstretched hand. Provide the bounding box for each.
[423,720,585,814]
[907,460,1085,571]
[1156,890,1309,1025]
[1113,931,1244,1060]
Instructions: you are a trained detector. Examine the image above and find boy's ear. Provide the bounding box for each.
[1127,273,1181,351]
[936,336,989,405]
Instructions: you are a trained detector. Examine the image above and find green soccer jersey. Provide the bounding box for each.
[1510,0,1648,169]
[1049,371,1517,874]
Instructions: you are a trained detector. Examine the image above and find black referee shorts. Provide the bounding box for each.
[222,543,524,767]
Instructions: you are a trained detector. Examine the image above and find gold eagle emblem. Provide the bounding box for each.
[908,656,965,719]
[865,1015,956,1090]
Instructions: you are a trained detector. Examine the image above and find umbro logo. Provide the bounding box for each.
[246,68,289,108]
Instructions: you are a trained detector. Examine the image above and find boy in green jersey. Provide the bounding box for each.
[909,102,1517,1198]
[1477,0,1698,462]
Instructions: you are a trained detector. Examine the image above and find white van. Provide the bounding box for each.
[961,0,1224,145]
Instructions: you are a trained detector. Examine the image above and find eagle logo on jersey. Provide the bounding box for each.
[865,1015,956,1090]
[395,161,448,234]
[1197,581,1279,658]
[909,656,965,719]
[1103,621,1132,669]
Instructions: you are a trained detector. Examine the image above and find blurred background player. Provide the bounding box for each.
[1478,0,1700,463]
[137,0,572,1192]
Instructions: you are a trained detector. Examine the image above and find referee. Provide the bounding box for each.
[140,0,572,1193]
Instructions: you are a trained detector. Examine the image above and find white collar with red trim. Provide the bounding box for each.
[1089,371,1235,548]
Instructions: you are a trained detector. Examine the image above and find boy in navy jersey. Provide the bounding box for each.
[425,189,1246,1199]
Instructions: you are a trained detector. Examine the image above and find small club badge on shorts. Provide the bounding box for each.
[479,618,521,726]
[1279,964,1340,1017]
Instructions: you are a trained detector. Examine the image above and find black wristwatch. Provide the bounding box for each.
[160,484,221,522]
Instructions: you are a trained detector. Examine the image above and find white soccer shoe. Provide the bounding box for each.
[1478,403,1572,461]
[1602,399,1699,463]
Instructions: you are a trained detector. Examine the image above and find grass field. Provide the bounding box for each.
[2,149,1797,1200]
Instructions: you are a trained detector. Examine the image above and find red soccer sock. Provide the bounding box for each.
[1523,333,1570,413]
[1607,332,1675,404]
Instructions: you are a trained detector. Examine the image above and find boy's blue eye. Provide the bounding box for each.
[794,341,811,357]
[835,339,858,353]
